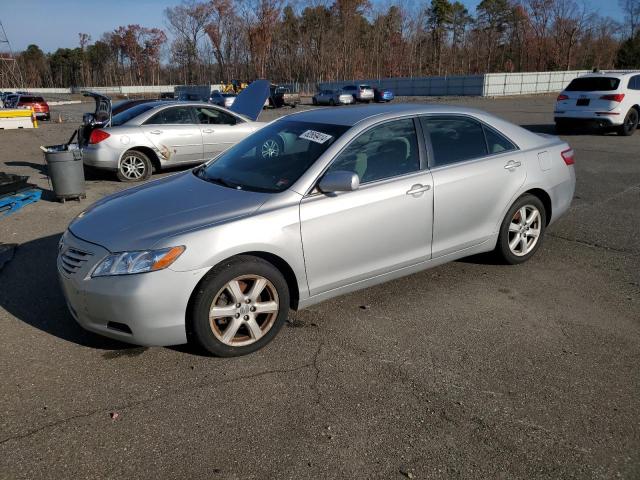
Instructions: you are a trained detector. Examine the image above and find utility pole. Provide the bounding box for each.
[0,20,24,89]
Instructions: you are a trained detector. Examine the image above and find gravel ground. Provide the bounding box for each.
[0,95,638,479]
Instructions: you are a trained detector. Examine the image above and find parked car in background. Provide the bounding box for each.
[342,84,375,103]
[3,93,19,108]
[112,99,159,116]
[312,89,354,106]
[209,91,236,108]
[266,84,300,108]
[374,88,394,102]
[79,80,272,182]
[59,104,575,357]
[16,95,50,120]
[554,72,640,136]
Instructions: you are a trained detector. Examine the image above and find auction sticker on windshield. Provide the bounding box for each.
[299,130,333,144]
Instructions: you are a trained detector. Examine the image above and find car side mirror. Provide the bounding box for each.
[318,171,360,193]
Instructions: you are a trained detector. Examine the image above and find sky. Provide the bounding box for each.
[0,0,625,53]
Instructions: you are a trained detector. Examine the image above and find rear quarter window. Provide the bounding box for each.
[566,77,620,91]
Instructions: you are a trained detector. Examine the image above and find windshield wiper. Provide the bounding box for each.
[204,176,240,189]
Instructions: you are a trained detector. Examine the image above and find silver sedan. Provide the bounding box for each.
[58,104,575,356]
[81,101,265,182]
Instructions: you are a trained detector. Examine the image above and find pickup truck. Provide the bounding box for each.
[266,84,300,108]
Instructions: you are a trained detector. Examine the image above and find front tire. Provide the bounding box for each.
[495,194,546,265]
[617,108,639,136]
[117,150,152,182]
[190,255,290,357]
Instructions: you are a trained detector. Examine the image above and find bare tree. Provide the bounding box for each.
[165,0,215,82]
[619,0,640,38]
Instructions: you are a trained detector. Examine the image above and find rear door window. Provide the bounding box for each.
[629,76,640,90]
[421,116,488,166]
[194,107,237,125]
[565,77,620,91]
[145,106,195,125]
[484,127,517,154]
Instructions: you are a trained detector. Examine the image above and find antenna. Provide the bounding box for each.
[0,20,24,89]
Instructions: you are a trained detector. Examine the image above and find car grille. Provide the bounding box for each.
[59,247,93,276]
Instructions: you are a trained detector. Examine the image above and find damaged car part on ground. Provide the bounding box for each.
[77,80,272,182]
[58,104,576,357]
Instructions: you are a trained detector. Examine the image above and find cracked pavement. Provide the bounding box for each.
[1,96,639,479]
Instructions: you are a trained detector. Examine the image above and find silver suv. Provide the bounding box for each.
[342,84,375,103]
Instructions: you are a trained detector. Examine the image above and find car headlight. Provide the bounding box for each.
[92,246,185,277]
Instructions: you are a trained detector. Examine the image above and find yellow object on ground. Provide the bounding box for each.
[0,108,37,129]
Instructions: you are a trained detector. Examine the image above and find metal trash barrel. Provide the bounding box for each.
[41,144,86,202]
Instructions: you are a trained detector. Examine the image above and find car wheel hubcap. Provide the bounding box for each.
[508,205,541,256]
[209,275,279,347]
[261,139,280,158]
[121,156,146,179]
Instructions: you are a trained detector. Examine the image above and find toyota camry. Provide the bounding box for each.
[58,104,575,356]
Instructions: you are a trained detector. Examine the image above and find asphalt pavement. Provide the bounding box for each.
[0,96,638,479]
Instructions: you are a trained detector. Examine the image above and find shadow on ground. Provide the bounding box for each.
[0,233,131,350]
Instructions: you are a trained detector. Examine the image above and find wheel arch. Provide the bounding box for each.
[523,187,552,226]
[119,146,161,172]
[186,251,301,318]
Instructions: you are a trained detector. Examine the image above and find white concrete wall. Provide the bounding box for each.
[319,75,485,96]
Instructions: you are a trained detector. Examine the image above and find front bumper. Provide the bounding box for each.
[57,231,209,346]
[81,144,120,170]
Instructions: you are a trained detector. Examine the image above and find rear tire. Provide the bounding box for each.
[495,194,546,265]
[329,99,335,106]
[189,255,290,357]
[116,150,152,182]
[312,97,317,105]
[617,108,639,136]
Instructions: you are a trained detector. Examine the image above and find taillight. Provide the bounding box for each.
[561,148,574,166]
[557,94,569,101]
[89,129,110,144]
[600,94,625,102]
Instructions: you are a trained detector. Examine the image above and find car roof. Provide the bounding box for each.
[286,103,492,126]
[575,71,640,79]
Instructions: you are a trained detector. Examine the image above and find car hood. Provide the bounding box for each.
[229,79,270,121]
[69,171,269,252]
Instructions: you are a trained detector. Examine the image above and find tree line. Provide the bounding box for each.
[11,0,640,89]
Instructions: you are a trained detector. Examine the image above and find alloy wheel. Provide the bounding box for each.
[261,139,280,158]
[208,275,279,347]
[120,155,146,180]
[507,205,542,256]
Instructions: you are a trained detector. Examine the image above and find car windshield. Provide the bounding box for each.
[566,77,620,91]
[195,120,350,193]
[111,103,157,126]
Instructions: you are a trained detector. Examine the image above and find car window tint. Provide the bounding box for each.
[327,118,420,183]
[565,77,620,91]
[483,126,516,154]
[421,116,488,166]
[146,106,194,125]
[195,107,237,125]
[630,76,640,90]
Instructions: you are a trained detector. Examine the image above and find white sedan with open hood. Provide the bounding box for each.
[79,80,272,181]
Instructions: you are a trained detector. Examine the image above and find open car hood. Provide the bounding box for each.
[229,80,270,121]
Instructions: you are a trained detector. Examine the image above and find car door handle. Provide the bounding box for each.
[406,184,431,195]
[202,129,214,134]
[149,130,162,135]
[504,160,522,169]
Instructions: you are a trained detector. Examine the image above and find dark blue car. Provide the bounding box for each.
[373,88,394,102]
